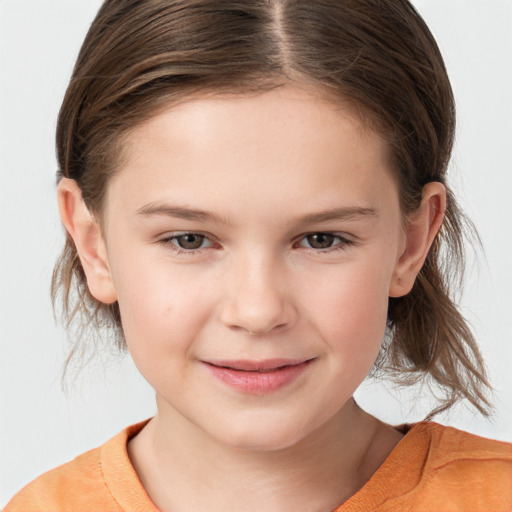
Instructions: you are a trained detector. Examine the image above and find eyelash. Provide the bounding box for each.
[158,232,215,256]
[158,232,355,256]
[295,233,355,252]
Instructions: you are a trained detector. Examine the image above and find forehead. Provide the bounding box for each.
[121,85,389,169]
[107,85,397,224]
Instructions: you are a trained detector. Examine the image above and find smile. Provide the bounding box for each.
[202,359,315,394]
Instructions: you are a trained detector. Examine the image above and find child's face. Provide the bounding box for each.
[97,85,408,450]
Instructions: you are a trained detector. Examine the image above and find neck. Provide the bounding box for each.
[128,398,402,512]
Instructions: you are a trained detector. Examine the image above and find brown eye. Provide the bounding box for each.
[305,233,336,249]
[174,234,206,250]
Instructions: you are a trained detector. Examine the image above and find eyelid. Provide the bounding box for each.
[156,230,356,256]
[157,231,218,254]
[294,232,356,251]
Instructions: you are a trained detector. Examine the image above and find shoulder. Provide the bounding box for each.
[4,420,156,512]
[419,422,512,473]
[3,445,115,512]
[405,422,512,511]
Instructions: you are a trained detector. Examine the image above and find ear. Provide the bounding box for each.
[389,182,446,298]
[57,178,117,304]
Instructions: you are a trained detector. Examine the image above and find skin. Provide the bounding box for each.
[58,85,446,512]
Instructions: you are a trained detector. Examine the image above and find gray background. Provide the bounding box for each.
[1,0,511,506]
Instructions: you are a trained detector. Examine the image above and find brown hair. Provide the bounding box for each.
[52,0,490,415]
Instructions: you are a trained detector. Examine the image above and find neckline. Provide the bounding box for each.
[334,422,435,510]
[101,419,159,511]
[101,419,436,512]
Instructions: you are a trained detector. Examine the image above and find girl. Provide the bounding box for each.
[4,1,512,511]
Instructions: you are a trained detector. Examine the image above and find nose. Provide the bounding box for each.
[219,252,297,336]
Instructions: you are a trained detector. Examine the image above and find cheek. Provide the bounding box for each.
[303,260,391,361]
[111,259,214,362]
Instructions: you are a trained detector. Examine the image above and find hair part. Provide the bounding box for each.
[52,0,491,416]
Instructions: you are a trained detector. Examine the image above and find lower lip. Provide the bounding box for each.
[204,361,313,394]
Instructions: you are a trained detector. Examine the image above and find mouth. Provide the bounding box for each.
[202,358,315,394]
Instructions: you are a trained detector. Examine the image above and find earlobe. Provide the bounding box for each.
[389,182,446,298]
[57,178,117,304]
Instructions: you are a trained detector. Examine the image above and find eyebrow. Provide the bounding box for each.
[297,206,378,224]
[136,203,232,225]
[136,202,378,225]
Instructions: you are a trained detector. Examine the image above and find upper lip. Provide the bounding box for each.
[203,358,314,372]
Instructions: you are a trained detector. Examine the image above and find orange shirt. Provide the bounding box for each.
[5,421,512,511]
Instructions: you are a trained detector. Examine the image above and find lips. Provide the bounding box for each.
[203,358,314,394]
